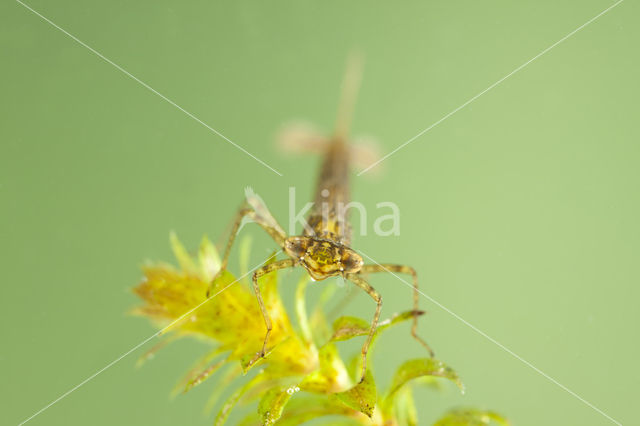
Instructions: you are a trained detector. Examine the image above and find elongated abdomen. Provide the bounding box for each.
[305,138,351,245]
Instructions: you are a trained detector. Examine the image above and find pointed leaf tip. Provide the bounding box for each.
[388,358,464,399]
[332,369,377,418]
[331,316,370,342]
[184,358,226,393]
[169,232,197,274]
[330,309,423,343]
[198,235,221,282]
[258,386,299,425]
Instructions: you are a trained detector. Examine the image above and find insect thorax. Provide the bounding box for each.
[304,213,352,246]
[284,235,363,281]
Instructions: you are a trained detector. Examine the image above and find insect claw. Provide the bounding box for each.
[357,368,368,384]
[205,284,215,298]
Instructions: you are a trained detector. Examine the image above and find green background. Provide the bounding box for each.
[1,1,637,425]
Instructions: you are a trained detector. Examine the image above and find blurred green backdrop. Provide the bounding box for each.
[1,0,638,425]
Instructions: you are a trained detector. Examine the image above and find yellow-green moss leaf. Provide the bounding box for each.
[258,386,300,425]
[240,348,270,374]
[434,408,510,426]
[330,310,425,343]
[387,358,464,399]
[331,316,370,341]
[204,364,241,415]
[184,357,227,393]
[170,231,198,275]
[172,348,224,397]
[214,385,245,426]
[214,374,268,426]
[247,396,359,426]
[394,386,418,426]
[295,275,314,346]
[379,310,424,328]
[299,343,350,393]
[197,235,220,282]
[332,369,377,418]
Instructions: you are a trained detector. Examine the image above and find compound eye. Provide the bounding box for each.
[341,252,364,273]
[284,237,308,258]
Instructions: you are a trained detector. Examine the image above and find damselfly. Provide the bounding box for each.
[209,56,433,381]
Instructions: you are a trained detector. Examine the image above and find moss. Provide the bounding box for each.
[132,233,509,426]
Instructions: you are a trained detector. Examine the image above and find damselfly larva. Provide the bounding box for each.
[209,55,434,381]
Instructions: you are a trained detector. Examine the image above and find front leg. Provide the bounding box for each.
[207,202,287,297]
[250,259,295,364]
[345,273,382,383]
[360,264,434,357]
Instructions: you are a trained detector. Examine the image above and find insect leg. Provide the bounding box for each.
[251,259,295,360]
[345,273,382,383]
[360,264,434,358]
[207,203,287,297]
